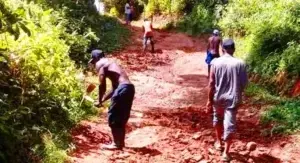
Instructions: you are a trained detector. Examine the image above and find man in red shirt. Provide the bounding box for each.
[143,18,155,53]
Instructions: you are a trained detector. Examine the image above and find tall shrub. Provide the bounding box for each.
[219,0,300,95]
[0,0,96,162]
[40,0,130,65]
[177,4,216,35]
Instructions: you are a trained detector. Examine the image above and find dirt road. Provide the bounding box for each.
[70,23,300,163]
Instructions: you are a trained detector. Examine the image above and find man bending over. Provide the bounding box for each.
[89,49,135,150]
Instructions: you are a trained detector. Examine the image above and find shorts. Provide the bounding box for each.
[205,51,219,65]
[213,104,237,141]
[143,36,154,46]
[108,84,135,128]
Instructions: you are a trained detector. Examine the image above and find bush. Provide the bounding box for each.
[176,4,216,35]
[246,83,300,135]
[219,0,300,95]
[0,0,128,162]
[103,0,144,20]
[41,0,130,66]
[110,7,120,17]
[143,0,186,16]
[261,100,300,134]
[103,0,128,14]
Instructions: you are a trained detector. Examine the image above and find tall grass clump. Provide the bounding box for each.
[245,83,300,135]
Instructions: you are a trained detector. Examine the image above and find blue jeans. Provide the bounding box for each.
[108,84,135,147]
[108,84,135,128]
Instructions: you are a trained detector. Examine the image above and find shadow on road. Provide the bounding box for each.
[126,146,162,156]
[70,123,111,158]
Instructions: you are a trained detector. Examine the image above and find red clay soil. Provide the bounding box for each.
[70,23,300,163]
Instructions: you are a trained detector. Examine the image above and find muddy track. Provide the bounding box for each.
[70,24,300,163]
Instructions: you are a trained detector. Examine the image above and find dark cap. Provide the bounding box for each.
[222,39,235,49]
[88,49,105,64]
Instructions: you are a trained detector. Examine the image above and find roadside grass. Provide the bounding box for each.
[245,83,300,135]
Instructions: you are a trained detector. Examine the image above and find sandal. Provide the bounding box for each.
[101,143,123,150]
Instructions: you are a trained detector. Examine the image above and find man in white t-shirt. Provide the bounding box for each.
[124,1,132,25]
[143,18,154,53]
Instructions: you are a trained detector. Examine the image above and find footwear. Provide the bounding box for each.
[111,127,126,149]
[221,154,231,162]
[214,141,222,151]
[101,143,123,150]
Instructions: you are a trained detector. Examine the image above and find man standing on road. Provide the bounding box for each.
[143,17,155,53]
[206,29,222,78]
[88,49,135,150]
[206,39,248,161]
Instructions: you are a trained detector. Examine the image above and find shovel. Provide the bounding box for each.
[80,83,97,106]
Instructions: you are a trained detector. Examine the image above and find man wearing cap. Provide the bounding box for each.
[88,49,135,150]
[206,39,248,161]
[206,29,222,78]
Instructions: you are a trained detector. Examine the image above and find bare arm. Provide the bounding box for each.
[206,65,215,113]
[207,38,211,51]
[97,67,106,106]
[102,88,114,103]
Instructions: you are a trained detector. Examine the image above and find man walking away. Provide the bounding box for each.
[206,29,222,78]
[88,49,135,150]
[206,39,248,161]
[125,1,132,25]
[143,18,155,53]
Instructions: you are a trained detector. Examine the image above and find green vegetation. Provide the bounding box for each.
[143,0,185,16]
[144,0,225,34]
[42,0,130,65]
[219,0,300,95]
[0,0,128,162]
[176,3,216,35]
[103,0,144,20]
[262,100,300,135]
[245,83,282,104]
[245,83,300,135]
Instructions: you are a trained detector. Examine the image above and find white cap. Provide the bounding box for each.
[213,29,220,35]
